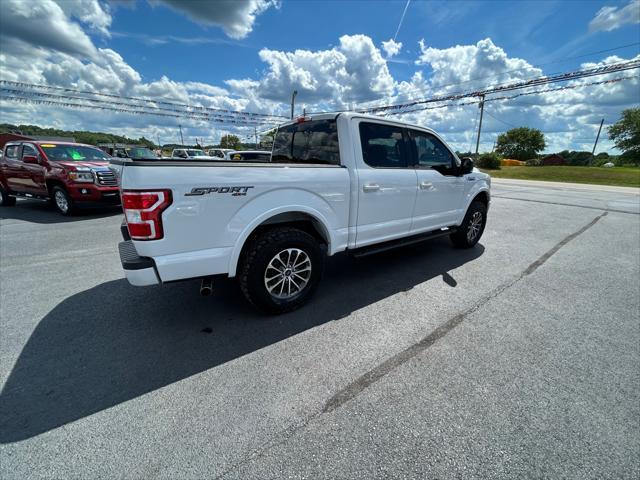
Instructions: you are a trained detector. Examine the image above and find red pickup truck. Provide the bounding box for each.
[0,141,120,215]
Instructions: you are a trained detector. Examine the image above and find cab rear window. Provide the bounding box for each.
[272,119,340,166]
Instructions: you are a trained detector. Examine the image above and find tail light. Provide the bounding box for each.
[121,190,172,240]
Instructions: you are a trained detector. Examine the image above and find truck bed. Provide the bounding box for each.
[113,158,352,281]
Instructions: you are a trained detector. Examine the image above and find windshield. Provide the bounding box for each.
[272,119,340,165]
[125,147,158,159]
[186,149,206,157]
[40,144,110,162]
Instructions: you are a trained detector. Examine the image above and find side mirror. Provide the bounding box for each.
[460,157,474,175]
[23,155,39,164]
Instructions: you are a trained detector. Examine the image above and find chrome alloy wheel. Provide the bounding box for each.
[467,211,483,242]
[54,190,69,213]
[264,248,312,299]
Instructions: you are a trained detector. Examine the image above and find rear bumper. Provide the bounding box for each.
[119,223,233,285]
[119,240,160,286]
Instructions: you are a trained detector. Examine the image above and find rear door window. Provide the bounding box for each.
[359,122,409,168]
[272,119,340,165]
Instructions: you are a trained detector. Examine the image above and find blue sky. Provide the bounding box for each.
[0,0,638,151]
[108,1,638,89]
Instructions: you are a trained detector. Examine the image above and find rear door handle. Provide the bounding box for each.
[420,181,433,190]
[363,183,380,192]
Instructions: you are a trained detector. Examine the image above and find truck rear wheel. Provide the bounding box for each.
[0,186,16,206]
[51,186,75,216]
[238,227,324,314]
[450,201,487,248]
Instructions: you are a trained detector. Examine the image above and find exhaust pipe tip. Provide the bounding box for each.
[200,286,212,296]
[200,277,214,296]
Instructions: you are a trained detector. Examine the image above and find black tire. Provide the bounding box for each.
[51,186,75,216]
[238,227,324,314]
[0,185,16,206]
[450,201,487,248]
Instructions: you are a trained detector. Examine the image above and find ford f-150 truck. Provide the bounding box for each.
[113,113,490,313]
[0,141,120,215]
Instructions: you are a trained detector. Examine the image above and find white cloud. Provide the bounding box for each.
[589,0,640,32]
[382,39,402,58]
[0,0,99,58]
[416,38,542,92]
[147,0,279,39]
[228,34,395,108]
[56,0,113,36]
[382,42,639,154]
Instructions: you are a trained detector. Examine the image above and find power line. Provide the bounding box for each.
[483,110,519,129]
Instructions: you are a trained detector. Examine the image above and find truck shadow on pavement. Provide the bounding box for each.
[0,239,484,443]
[0,199,121,224]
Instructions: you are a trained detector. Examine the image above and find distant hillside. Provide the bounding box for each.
[0,123,156,148]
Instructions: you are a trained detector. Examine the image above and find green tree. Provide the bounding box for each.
[495,127,546,160]
[609,108,640,165]
[476,152,501,169]
[220,134,241,150]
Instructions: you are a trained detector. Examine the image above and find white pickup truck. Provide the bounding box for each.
[112,113,490,313]
[170,148,217,160]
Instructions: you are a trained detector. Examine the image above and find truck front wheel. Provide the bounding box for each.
[51,186,75,216]
[450,201,487,248]
[238,227,324,314]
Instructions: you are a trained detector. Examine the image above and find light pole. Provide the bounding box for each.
[290,90,298,119]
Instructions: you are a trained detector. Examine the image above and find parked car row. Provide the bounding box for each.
[172,148,271,161]
[0,138,273,215]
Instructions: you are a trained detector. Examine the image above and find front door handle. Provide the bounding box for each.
[420,181,433,190]
[363,183,380,192]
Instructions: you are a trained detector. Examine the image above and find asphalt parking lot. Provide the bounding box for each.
[1,179,639,479]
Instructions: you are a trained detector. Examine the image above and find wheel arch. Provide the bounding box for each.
[228,207,334,277]
[45,179,67,196]
[472,190,490,207]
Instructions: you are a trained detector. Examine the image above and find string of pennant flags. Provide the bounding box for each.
[358,59,640,115]
[0,87,280,124]
[0,59,638,130]
[383,75,639,116]
[0,79,288,120]
[0,95,279,127]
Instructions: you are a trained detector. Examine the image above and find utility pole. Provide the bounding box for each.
[178,124,184,146]
[475,94,485,156]
[290,90,298,120]
[591,118,604,165]
[156,134,161,149]
[254,126,258,148]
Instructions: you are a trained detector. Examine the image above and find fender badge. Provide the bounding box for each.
[185,186,254,197]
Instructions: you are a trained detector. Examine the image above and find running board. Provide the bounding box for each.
[350,227,457,258]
